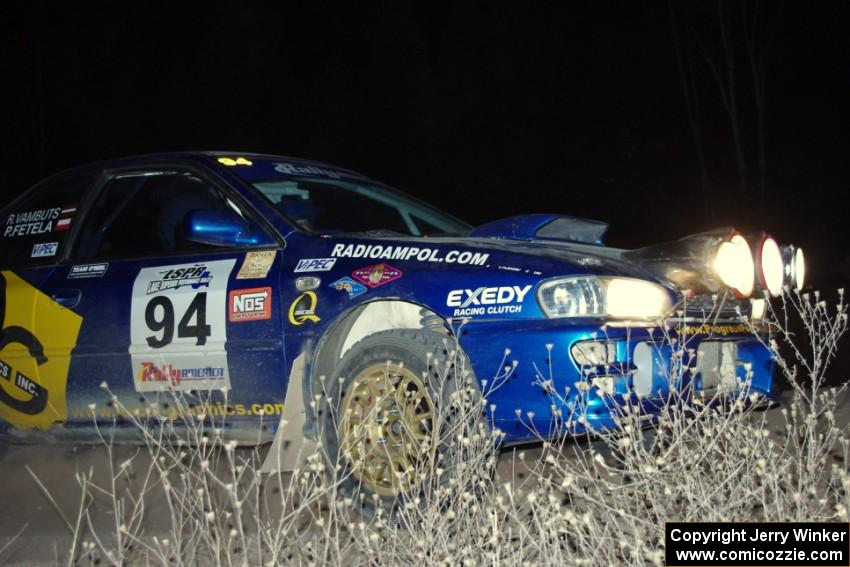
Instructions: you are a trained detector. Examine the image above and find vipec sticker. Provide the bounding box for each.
[294,258,336,273]
[351,263,402,289]
[68,263,108,279]
[31,242,58,258]
[328,276,367,299]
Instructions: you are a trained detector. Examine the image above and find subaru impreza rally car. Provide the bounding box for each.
[0,152,804,499]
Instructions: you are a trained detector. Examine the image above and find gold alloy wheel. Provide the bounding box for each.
[339,362,436,496]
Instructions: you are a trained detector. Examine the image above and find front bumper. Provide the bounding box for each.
[457,317,777,445]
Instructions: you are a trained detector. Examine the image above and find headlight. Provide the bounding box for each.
[755,235,784,297]
[712,233,755,297]
[537,276,671,319]
[537,276,604,317]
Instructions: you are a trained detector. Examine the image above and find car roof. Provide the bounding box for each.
[2,151,385,217]
[70,151,378,183]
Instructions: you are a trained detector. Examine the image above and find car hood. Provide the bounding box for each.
[334,214,731,294]
[469,214,609,245]
[443,235,651,280]
[337,213,657,281]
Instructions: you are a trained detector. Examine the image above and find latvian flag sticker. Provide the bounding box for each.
[53,206,77,232]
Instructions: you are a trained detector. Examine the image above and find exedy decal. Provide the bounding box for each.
[288,291,320,326]
[331,244,489,266]
[0,271,83,429]
[447,285,532,317]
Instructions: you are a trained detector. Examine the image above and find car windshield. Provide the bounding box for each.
[235,159,470,236]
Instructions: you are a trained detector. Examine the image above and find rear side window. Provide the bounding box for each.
[0,171,95,268]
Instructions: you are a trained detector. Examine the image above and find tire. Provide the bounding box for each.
[315,328,486,516]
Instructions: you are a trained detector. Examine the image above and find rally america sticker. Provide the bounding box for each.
[274,162,347,179]
[129,259,236,392]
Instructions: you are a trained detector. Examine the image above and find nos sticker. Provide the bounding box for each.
[229,287,272,322]
[130,260,235,392]
[0,271,83,429]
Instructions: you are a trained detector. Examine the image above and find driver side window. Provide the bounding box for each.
[74,170,255,260]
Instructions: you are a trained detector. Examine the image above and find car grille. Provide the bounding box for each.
[677,292,750,321]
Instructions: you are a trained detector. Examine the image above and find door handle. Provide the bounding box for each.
[50,289,82,309]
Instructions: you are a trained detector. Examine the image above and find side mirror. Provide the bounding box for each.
[185,209,274,247]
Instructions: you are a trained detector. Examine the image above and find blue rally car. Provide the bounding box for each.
[0,152,805,498]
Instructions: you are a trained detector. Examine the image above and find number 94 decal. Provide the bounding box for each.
[145,293,211,347]
[129,260,235,393]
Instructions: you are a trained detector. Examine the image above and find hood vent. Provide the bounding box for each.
[470,214,608,245]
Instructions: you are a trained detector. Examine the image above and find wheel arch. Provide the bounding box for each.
[307,298,451,419]
[262,298,451,474]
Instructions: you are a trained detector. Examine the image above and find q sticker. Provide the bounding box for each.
[288,291,320,326]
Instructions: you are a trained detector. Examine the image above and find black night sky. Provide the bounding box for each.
[1,2,848,286]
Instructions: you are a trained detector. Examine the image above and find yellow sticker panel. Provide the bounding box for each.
[0,271,83,429]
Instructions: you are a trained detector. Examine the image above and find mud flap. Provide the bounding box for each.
[260,353,315,473]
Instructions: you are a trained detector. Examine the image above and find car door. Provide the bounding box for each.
[0,169,96,431]
[39,165,287,434]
